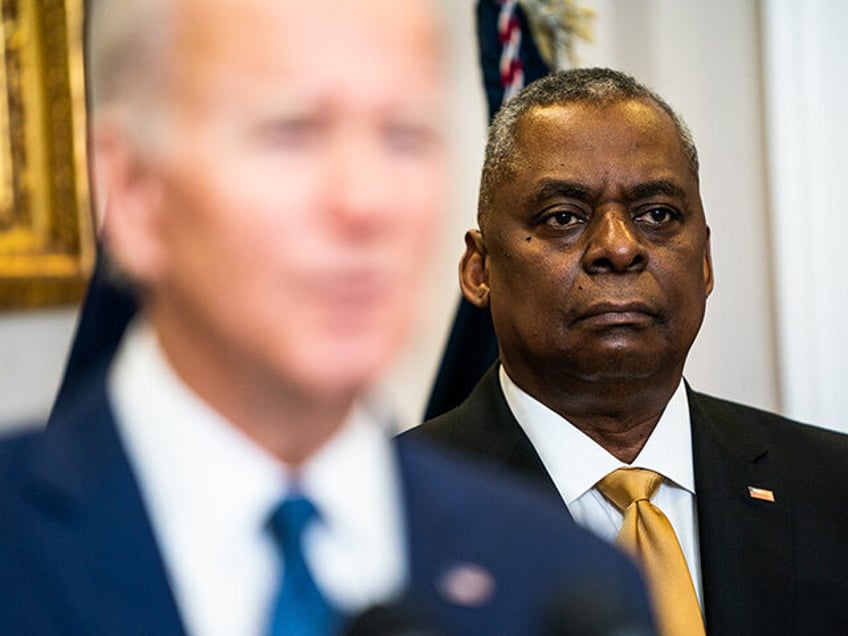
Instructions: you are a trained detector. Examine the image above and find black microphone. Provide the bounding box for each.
[343,603,446,636]
[543,579,657,636]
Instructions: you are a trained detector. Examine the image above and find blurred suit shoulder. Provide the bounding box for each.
[394,434,653,634]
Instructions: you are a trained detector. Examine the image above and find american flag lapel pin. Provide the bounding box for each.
[748,485,775,502]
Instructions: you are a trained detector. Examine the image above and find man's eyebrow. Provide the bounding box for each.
[627,180,688,202]
[529,180,592,205]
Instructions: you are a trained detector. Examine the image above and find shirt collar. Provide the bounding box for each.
[630,378,695,493]
[109,321,287,548]
[298,401,403,529]
[296,403,408,608]
[499,365,695,505]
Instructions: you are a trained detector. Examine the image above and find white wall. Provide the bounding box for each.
[1,0,845,433]
[761,0,848,429]
[0,308,78,431]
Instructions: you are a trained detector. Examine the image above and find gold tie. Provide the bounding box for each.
[597,468,705,636]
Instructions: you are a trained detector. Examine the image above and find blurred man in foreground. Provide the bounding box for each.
[411,68,848,635]
[0,4,652,636]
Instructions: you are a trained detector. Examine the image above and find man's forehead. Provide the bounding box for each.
[172,0,441,45]
[166,0,443,100]
[516,99,671,143]
[509,100,690,175]
[489,100,698,207]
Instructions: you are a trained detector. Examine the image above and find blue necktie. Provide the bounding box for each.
[267,496,341,636]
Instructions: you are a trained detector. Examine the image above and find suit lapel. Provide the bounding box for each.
[393,437,512,633]
[689,388,794,635]
[393,438,480,628]
[24,380,185,635]
[457,366,562,502]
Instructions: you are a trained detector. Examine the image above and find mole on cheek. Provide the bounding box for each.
[525,236,532,242]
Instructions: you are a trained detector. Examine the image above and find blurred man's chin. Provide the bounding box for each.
[284,337,398,397]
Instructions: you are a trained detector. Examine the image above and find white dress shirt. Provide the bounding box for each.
[499,366,703,607]
[109,321,407,636]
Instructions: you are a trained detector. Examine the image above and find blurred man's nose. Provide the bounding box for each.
[582,207,648,274]
[328,132,394,233]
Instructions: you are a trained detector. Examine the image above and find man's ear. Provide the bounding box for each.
[94,117,166,286]
[459,229,490,308]
[703,225,714,298]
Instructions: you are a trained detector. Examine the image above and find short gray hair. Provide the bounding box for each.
[479,67,699,224]
[86,0,172,138]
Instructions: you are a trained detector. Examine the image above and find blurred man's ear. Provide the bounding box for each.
[459,229,491,309]
[94,117,166,287]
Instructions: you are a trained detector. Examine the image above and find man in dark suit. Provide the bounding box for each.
[409,68,848,635]
[0,4,652,636]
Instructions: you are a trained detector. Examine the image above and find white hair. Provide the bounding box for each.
[86,0,172,144]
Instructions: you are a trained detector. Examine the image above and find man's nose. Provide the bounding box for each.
[582,207,648,274]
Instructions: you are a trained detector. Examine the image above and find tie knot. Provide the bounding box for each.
[596,468,664,512]
[269,496,319,549]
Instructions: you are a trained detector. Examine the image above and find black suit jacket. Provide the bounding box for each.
[0,369,652,635]
[408,365,848,636]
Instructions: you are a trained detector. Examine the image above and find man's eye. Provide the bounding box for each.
[635,206,677,226]
[260,118,323,148]
[545,211,583,228]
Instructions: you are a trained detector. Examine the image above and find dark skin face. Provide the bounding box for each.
[462,99,713,462]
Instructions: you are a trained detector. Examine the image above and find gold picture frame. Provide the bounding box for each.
[0,0,92,310]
